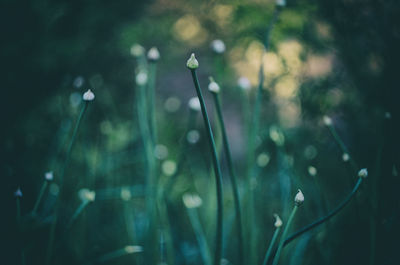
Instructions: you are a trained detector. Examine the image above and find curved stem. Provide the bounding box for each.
[32,181,48,215]
[189,69,224,265]
[212,92,244,265]
[272,205,298,265]
[283,177,363,247]
[262,227,281,265]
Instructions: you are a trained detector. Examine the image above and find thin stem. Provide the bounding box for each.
[46,101,89,265]
[66,200,90,228]
[32,181,48,215]
[148,62,158,145]
[212,92,244,265]
[187,207,213,265]
[262,227,281,265]
[272,205,298,265]
[283,177,363,247]
[189,69,224,265]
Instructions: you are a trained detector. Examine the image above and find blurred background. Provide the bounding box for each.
[1,0,400,264]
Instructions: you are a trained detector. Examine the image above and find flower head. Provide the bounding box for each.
[136,71,148,86]
[182,193,203,208]
[294,189,304,206]
[78,188,96,202]
[147,47,160,62]
[83,89,95,101]
[323,115,332,126]
[186,53,199,69]
[342,153,350,162]
[358,168,368,178]
[124,245,143,253]
[14,187,23,198]
[276,0,286,7]
[208,78,220,94]
[211,39,226,54]
[130,44,145,57]
[273,214,283,228]
[237,77,251,91]
[188,97,201,112]
[45,171,54,181]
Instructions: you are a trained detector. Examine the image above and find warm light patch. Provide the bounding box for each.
[305,54,333,77]
[212,5,233,27]
[263,52,284,77]
[275,76,298,99]
[173,15,208,45]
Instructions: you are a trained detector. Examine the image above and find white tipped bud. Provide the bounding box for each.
[186,53,199,69]
[120,187,132,201]
[45,171,54,181]
[124,245,143,253]
[130,44,145,57]
[211,39,226,54]
[188,97,201,112]
[342,153,350,162]
[323,115,332,126]
[182,193,203,208]
[273,214,283,228]
[237,77,251,91]
[276,0,286,7]
[147,47,160,62]
[208,80,220,94]
[294,189,304,205]
[135,71,148,86]
[187,129,200,144]
[78,188,96,202]
[83,89,95,101]
[308,166,317,176]
[358,168,368,178]
[14,187,23,198]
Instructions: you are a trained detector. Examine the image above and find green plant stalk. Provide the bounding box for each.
[96,247,141,263]
[212,92,244,265]
[137,79,158,263]
[16,197,26,265]
[262,227,281,265]
[326,124,359,174]
[187,207,213,265]
[283,177,363,248]
[189,69,224,265]
[157,187,175,265]
[67,200,90,228]
[272,205,298,265]
[147,62,158,145]
[46,101,89,265]
[32,181,48,215]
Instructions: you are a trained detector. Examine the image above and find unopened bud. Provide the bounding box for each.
[186,53,199,69]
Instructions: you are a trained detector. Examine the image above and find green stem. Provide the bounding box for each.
[46,101,89,265]
[212,92,244,265]
[32,181,48,215]
[272,205,298,265]
[187,207,213,265]
[67,200,90,228]
[283,178,363,248]
[148,62,158,145]
[189,69,224,265]
[262,227,281,265]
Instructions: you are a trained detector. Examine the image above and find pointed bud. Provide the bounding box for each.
[323,115,332,126]
[358,168,368,178]
[83,89,95,101]
[136,71,148,86]
[186,53,199,69]
[45,171,54,181]
[208,78,220,94]
[14,187,23,198]
[294,189,304,206]
[273,214,283,228]
[147,47,160,62]
[342,153,350,162]
[188,97,201,112]
[130,44,145,57]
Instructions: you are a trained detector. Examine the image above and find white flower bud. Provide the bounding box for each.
[308,166,317,176]
[211,39,226,54]
[188,97,201,112]
[208,80,220,94]
[136,71,148,86]
[154,144,168,160]
[237,77,251,91]
[83,89,95,101]
[14,187,23,198]
[294,189,304,206]
[130,44,145,57]
[273,214,283,228]
[187,129,200,144]
[342,153,350,162]
[276,0,286,7]
[147,47,160,62]
[182,193,203,208]
[186,53,199,69]
[323,115,332,126]
[45,171,54,181]
[78,188,96,202]
[358,168,368,178]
